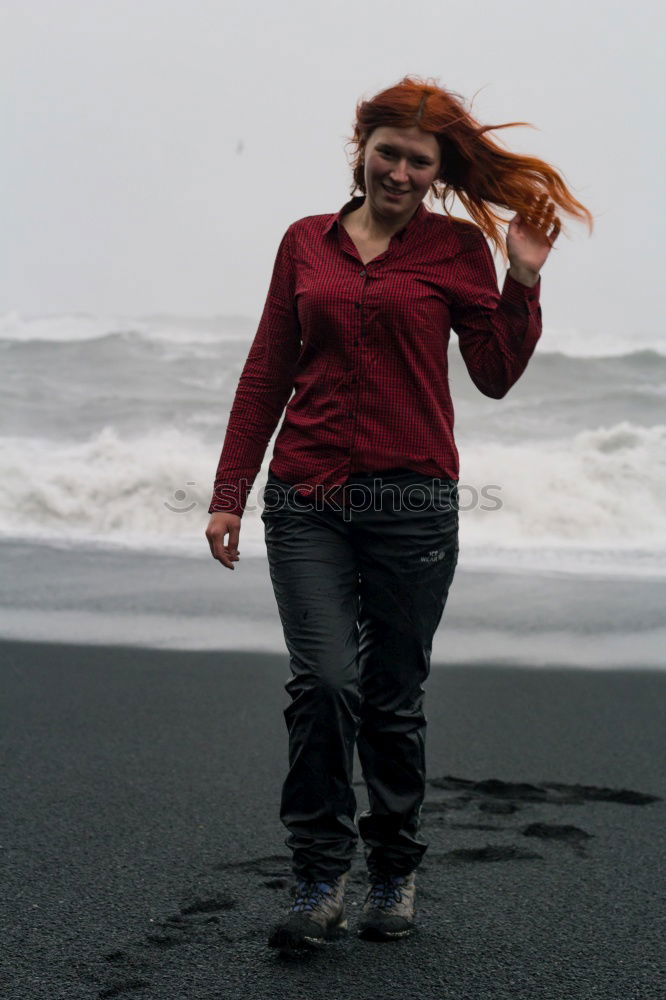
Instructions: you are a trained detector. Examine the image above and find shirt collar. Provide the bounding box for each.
[323,195,430,241]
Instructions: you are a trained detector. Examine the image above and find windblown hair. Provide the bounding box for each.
[349,76,593,258]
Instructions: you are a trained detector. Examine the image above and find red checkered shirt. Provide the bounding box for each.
[208,196,542,516]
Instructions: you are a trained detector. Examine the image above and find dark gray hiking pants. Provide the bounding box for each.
[261,467,459,881]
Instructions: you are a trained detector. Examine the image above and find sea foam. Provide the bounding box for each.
[1,421,664,575]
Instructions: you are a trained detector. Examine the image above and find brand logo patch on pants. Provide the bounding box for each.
[419,548,446,563]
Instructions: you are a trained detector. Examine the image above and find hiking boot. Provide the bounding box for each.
[357,871,417,940]
[268,872,349,953]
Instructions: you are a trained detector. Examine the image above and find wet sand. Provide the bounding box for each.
[1,639,664,999]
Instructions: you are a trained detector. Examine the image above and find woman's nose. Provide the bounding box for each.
[389,159,409,183]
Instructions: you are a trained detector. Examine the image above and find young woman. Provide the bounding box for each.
[205,76,592,953]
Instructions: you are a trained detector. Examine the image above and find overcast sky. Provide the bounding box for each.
[1,0,663,340]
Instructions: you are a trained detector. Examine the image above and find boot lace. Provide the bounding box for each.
[292,879,337,913]
[367,875,407,910]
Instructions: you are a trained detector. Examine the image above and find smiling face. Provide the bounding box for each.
[362,125,441,221]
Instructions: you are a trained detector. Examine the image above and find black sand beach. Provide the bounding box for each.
[1,638,664,999]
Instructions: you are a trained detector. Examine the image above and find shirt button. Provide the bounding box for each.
[359,270,366,277]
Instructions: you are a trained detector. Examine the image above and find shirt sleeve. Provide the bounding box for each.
[449,226,542,399]
[208,227,301,516]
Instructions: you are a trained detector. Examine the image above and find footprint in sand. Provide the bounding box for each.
[427,774,660,806]
[98,980,152,999]
[89,892,239,997]
[215,852,294,889]
[215,852,292,876]
[418,773,660,863]
[442,844,543,863]
[522,821,593,855]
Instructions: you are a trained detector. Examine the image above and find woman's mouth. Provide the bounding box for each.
[382,184,409,199]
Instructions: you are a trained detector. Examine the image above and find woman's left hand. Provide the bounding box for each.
[507,194,561,282]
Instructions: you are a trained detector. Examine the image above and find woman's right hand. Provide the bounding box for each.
[205,512,241,570]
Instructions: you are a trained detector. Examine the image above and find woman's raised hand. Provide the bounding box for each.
[507,194,561,282]
[206,512,241,570]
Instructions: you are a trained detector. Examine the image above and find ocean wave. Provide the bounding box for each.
[530,348,666,371]
[1,422,665,575]
[2,310,665,359]
[539,324,666,358]
[458,422,666,548]
[0,311,255,344]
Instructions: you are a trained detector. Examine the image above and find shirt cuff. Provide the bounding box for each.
[208,482,247,517]
[503,271,541,305]
[208,501,244,517]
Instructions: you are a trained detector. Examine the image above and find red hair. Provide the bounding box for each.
[349,76,594,258]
